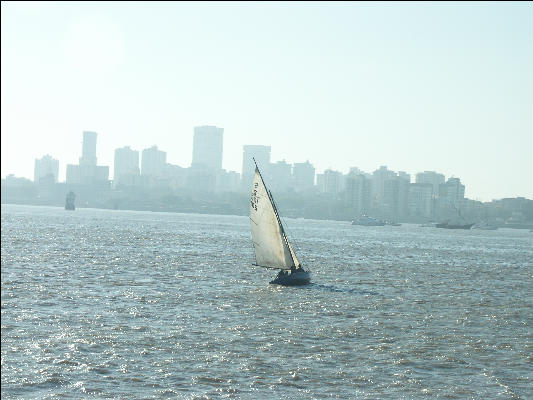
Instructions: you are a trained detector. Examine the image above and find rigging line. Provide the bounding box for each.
[268,189,295,261]
[270,189,302,258]
[268,189,302,268]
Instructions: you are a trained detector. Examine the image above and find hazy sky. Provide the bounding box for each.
[2,1,532,201]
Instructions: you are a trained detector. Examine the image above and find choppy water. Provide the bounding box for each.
[1,204,532,399]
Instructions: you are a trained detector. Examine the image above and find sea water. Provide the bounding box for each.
[2,204,532,399]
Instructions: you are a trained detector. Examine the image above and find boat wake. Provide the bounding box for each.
[306,283,380,296]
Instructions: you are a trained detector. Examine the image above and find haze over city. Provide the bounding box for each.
[2,1,532,202]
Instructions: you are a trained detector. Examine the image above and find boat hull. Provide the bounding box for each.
[270,271,310,286]
[435,223,474,229]
[351,215,386,226]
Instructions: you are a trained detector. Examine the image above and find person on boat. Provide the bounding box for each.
[276,270,285,280]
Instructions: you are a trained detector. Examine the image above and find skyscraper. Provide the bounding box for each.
[269,160,292,193]
[372,166,397,207]
[319,169,344,195]
[416,171,445,198]
[241,145,271,190]
[292,161,315,192]
[34,154,59,183]
[439,177,465,204]
[66,131,109,185]
[141,146,167,177]
[79,131,97,166]
[114,146,140,186]
[191,126,224,170]
[408,183,434,218]
[345,172,372,216]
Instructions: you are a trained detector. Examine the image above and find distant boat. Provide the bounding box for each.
[436,205,473,229]
[435,222,474,230]
[385,221,402,226]
[65,191,76,211]
[472,221,498,230]
[419,223,436,228]
[250,159,310,286]
[352,215,386,226]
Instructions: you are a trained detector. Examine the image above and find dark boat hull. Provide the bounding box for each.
[435,223,474,229]
[270,271,310,286]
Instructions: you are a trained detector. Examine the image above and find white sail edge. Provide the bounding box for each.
[250,166,296,270]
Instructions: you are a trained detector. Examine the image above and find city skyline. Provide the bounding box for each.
[26,127,527,205]
[7,125,533,203]
[2,2,532,201]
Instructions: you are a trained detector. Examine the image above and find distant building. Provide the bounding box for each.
[436,177,466,220]
[292,161,315,192]
[141,146,167,178]
[269,160,292,192]
[318,169,344,195]
[66,131,109,185]
[397,172,411,218]
[416,171,445,198]
[408,183,434,219]
[2,174,33,187]
[438,177,465,205]
[371,166,397,208]
[382,176,410,219]
[218,170,241,193]
[192,126,224,170]
[34,154,59,183]
[345,172,372,216]
[114,146,140,186]
[398,171,411,184]
[79,131,97,166]
[241,145,271,190]
[349,167,364,176]
[66,164,109,185]
[164,163,188,190]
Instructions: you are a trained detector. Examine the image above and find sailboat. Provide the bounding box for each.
[436,205,473,229]
[250,159,310,286]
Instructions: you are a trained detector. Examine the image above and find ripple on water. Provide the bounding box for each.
[2,205,533,399]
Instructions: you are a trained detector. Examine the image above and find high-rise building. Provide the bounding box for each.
[34,154,59,183]
[192,126,223,170]
[141,146,167,177]
[66,131,109,185]
[318,169,344,195]
[66,164,109,185]
[293,161,315,192]
[408,183,434,218]
[217,170,241,193]
[241,145,271,190]
[345,172,372,216]
[372,166,397,208]
[382,175,410,219]
[114,146,140,186]
[438,177,465,205]
[436,177,466,220]
[416,171,445,198]
[79,131,97,166]
[269,160,292,192]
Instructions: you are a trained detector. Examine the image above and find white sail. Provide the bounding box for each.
[250,168,298,270]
